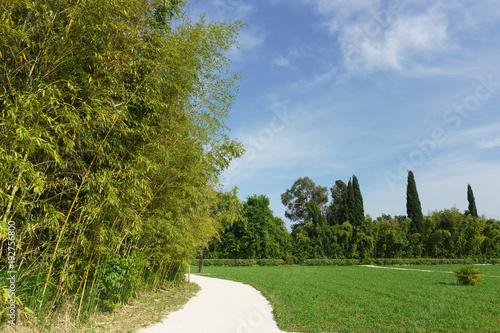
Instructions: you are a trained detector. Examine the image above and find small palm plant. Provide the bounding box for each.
[452,266,482,286]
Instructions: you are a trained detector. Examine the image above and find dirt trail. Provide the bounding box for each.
[361,264,500,278]
[137,274,288,333]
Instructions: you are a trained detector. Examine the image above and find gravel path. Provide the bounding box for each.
[360,265,452,273]
[361,264,500,278]
[137,274,288,333]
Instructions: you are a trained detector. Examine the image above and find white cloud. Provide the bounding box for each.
[211,0,254,20]
[341,8,450,72]
[479,137,500,149]
[442,123,500,149]
[229,26,266,61]
[272,55,291,67]
[271,47,306,68]
[366,152,500,219]
[295,0,382,34]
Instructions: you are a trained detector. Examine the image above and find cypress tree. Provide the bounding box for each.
[406,171,424,234]
[345,178,354,223]
[467,184,478,217]
[352,175,365,227]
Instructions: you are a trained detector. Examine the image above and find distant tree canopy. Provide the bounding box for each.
[406,171,424,235]
[327,180,348,225]
[211,175,500,262]
[467,184,478,217]
[1,0,244,316]
[281,176,328,225]
[206,195,290,260]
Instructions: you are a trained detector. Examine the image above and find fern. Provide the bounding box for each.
[452,266,482,286]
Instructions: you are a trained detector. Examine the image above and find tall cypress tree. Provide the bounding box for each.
[346,178,354,224]
[406,171,424,234]
[467,184,478,217]
[352,175,365,228]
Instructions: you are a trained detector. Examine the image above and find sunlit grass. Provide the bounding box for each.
[200,265,500,332]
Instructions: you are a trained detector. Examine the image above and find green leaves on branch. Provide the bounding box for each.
[452,266,482,286]
[281,177,328,224]
[0,0,243,320]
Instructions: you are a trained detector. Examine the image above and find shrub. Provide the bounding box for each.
[303,259,359,266]
[452,266,482,286]
[256,259,285,266]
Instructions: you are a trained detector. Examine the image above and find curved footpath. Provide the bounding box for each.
[137,274,288,333]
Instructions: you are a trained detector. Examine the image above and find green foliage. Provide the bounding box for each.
[206,195,290,260]
[350,175,365,228]
[209,175,499,265]
[467,184,478,217]
[452,266,482,286]
[303,259,359,266]
[281,177,328,224]
[0,0,244,323]
[193,259,258,267]
[406,171,424,234]
[96,254,143,311]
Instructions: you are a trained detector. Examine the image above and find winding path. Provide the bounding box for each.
[137,274,288,333]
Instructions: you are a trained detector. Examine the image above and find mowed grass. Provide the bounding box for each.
[199,265,500,332]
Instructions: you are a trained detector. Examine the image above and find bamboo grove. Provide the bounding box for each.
[0,0,245,320]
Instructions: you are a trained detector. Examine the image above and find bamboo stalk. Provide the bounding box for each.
[39,61,158,309]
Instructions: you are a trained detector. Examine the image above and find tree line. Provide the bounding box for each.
[1,0,244,321]
[207,172,500,261]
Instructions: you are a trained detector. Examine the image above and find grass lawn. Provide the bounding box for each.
[199,265,500,332]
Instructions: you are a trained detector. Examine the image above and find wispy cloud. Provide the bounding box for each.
[440,123,500,149]
[191,1,265,61]
[211,0,254,20]
[230,25,266,60]
[339,5,452,73]
[271,46,307,68]
[272,55,291,67]
[479,137,500,149]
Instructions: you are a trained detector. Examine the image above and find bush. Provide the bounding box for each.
[193,259,258,267]
[489,259,500,265]
[370,258,475,266]
[256,259,285,266]
[452,266,482,286]
[303,259,359,266]
[96,254,143,311]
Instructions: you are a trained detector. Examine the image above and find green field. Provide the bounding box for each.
[199,265,500,332]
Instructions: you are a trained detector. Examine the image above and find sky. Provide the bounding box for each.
[190,0,500,229]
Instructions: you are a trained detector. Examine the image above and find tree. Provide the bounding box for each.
[351,175,365,228]
[406,171,424,235]
[1,0,244,319]
[327,180,348,225]
[467,184,478,217]
[281,177,328,225]
[345,178,354,224]
[207,195,290,260]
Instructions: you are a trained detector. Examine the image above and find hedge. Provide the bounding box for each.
[191,258,500,267]
[369,258,476,266]
[303,259,360,266]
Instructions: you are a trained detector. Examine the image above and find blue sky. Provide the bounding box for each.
[191,0,500,228]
